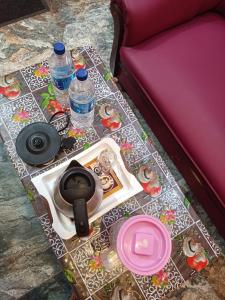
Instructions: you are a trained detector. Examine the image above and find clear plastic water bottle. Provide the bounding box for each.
[49,42,75,106]
[69,68,95,128]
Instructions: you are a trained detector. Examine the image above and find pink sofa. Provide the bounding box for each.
[110,0,225,238]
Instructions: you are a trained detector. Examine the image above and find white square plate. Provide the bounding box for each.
[32,138,143,239]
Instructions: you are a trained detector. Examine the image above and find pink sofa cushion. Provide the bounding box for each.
[120,13,225,206]
[112,0,221,46]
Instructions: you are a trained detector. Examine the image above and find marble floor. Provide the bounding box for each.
[0,1,224,299]
[0,0,112,76]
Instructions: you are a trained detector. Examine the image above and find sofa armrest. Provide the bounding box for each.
[110,1,124,75]
[216,0,225,16]
[110,0,221,47]
[110,0,222,76]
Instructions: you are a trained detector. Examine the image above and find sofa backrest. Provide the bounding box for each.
[112,0,222,46]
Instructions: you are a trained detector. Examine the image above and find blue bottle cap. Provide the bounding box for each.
[54,42,65,55]
[76,68,88,81]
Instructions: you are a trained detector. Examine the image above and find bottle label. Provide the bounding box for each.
[70,98,94,114]
[53,76,72,90]
[52,64,75,91]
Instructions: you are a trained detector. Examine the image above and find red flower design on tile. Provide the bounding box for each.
[151,270,169,287]
[160,209,176,225]
[12,109,30,123]
[67,127,86,139]
[33,64,49,78]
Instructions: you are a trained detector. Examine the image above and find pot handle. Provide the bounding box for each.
[73,198,89,237]
[66,160,84,170]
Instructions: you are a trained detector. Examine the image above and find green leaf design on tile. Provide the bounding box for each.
[124,211,130,218]
[204,249,212,262]
[141,131,148,141]
[64,269,76,284]
[40,97,50,109]
[83,142,90,150]
[40,92,50,99]
[27,189,34,202]
[184,197,191,208]
[158,175,164,185]
[103,70,113,81]
[13,82,23,91]
[174,234,183,241]
[119,114,124,122]
[48,83,55,96]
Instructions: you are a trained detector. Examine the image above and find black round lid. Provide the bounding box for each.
[16,122,61,166]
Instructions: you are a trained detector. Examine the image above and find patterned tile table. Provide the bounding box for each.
[0,47,221,300]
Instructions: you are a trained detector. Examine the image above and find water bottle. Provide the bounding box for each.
[69,68,95,128]
[49,42,75,106]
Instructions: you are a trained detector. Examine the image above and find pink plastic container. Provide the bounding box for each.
[116,215,172,275]
[101,215,172,275]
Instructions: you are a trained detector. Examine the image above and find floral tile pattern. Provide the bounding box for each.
[95,63,118,93]
[196,220,222,256]
[135,191,154,207]
[142,187,195,238]
[88,66,111,99]
[61,253,90,300]
[131,155,171,198]
[0,71,30,105]
[93,271,145,300]
[152,151,177,187]
[49,115,70,134]
[72,48,94,70]
[0,47,221,300]
[102,197,140,228]
[114,90,137,123]
[85,46,102,66]
[94,94,130,136]
[171,224,216,280]
[71,230,125,294]
[134,260,185,300]
[20,61,51,91]
[64,126,100,156]
[63,218,106,252]
[39,213,67,259]
[33,83,65,120]
[4,139,28,178]
[110,124,151,166]
[0,93,46,139]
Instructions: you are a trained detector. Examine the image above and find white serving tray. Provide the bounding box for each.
[31,138,143,239]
